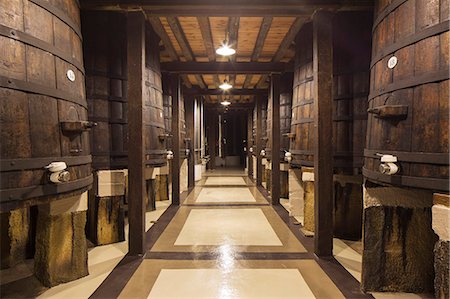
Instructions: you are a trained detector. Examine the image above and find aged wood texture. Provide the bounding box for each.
[270,74,281,204]
[185,96,195,188]
[83,12,128,170]
[365,0,449,192]
[126,11,146,255]
[0,0,92,210]
[266,73,293,161]
[255,96,264,186]
[170,74,181,204]
[313,11,334,257]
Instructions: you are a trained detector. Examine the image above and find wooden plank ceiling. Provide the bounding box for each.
[80,1,373,104]
[149,15,305,103]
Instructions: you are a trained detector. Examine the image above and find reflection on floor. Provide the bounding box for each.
[0,201,171,299]
[2,169,430,298]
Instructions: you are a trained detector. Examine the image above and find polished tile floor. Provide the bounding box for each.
[1,170,427,298]
[98,171,366,299]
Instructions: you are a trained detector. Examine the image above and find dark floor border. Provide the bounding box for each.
[182,203,270,207]
[90,189,193,299]
[145,251,312,260]
[196,184,255,188]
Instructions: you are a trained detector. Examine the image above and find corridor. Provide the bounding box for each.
[90,170,367,298]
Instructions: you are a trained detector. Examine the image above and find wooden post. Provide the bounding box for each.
[127,11,146,255]
[247,111,253,177]
[170,73,181,205]
[313,11,334,257]
[186,95,195,188]
[207,110,218,170]
[270,74,281,204]
[255,96,263,186]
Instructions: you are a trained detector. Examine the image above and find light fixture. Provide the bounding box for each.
[219,79,232,90]
[221,99,231,106]
[216,40,236,56]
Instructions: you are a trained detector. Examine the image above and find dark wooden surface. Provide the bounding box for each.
[0,0,91,208]
[289,22,314,168]
[126,11,146,255]
[83,11,128,170]
[170,74,181,205]
[364,0,449,192]
[247,111,253,177]
[256,96,263,186]
[185,96,195,188]
[270,74,281,205]
[266,73,293,160]
[313,11,334,257]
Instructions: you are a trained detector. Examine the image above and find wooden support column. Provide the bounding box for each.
[247,111,253,177]
[127,11,146,255]
[313,11,334,257]
[207,110,218,169]
[186,95,195,188]
[270,74,281,204]
[170,73,181,205]
[255,96,263,186]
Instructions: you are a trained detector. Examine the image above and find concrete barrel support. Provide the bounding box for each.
[35,192,89,287]
[87,170,126,245]
[1,208,32,269]
[288,168,304,218]
[302,167,315,232]
[156,164,170,202]
[180,159,188,193]
[361,185,437,293]
[431,193,449,299]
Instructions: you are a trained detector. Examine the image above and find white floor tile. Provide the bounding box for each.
[175,209,282,246]
[148,269,315,299]
[196,187,256,203]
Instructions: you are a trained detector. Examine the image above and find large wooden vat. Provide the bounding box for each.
[0,0,92,209]
[364,0,449,192]
[83,12,128,170]
[290,18,371,171]
[251,100,268,156]
[266,73,293,161]
[84,14,166,169]
[162,76,187,159]
[289,23,314,168]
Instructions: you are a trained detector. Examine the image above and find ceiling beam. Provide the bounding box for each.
[257,16,306,88]
[227,17,240,85]
[244,16,272,88]
[184,88,267,96]
[81,1,374,16]
[166,17,207,88]
[197,17,221,87]
[148,17,192,88]
[161,62,293,74]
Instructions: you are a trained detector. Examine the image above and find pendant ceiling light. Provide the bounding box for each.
[216,40,236,56]
[221,99,231,106]
[219,79,232,90]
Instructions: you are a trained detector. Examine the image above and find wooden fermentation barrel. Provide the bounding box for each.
[290,19,371,171]
[162,76,187,159]
[364,0,449,192]
[83,12,128,170]
[0,0,92,209]
[266,73,293,161]
[251,100,268,155]
[84,14,167,169]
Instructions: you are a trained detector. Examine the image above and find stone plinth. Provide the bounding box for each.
[35,192,89,287]
[1,208,31,269]
[361,185,436,293]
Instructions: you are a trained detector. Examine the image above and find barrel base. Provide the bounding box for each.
[361,185,436,293]
[87,195,125,246]
[431,194,450,299]
[1,208,32,269]
[333,175,363,240]
[35,193,88,287]
[156,174,169,201]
